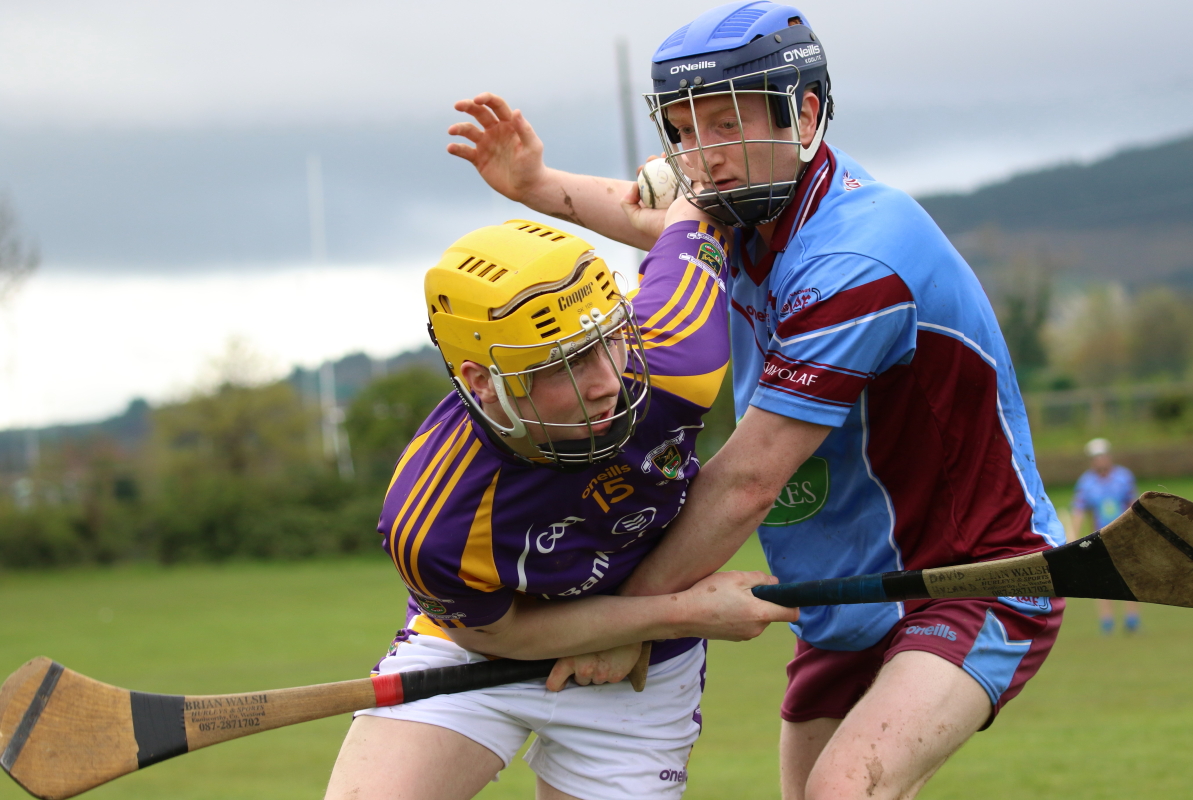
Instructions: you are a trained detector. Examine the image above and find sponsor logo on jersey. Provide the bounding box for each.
[761,456,829,526]
[411,592,450,616]
[761,360,820,387]
[670,60,716,74]
[843,172,863,191]
[779,287,820,317]
[612,507,658,535]
[905,623,958,642]
[558,282,594,311]
[783,44,822,62]
[535,515,586,554]
[557,551,614,597]
[659,768,688,783]
[641,432,687,479]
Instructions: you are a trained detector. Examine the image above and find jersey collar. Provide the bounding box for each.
[736,145,836,286]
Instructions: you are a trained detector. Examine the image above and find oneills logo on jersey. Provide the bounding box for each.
[558,282,594,311]
[670,60,716,74]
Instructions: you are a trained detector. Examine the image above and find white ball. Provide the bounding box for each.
[637,158,680,209]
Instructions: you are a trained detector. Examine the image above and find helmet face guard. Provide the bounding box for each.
[646,68,823,228]
[483,302,650,470]
[426,220,651,471]
[647,3,831,227]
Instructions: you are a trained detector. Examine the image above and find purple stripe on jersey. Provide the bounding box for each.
[866,330,1046,569]
[759,353,869,407]
[775,273,914,340]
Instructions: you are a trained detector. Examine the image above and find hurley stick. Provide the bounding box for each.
[753,491,1193,609]
[0,646,650,800]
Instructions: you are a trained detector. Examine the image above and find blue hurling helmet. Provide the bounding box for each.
[646,2,833,227]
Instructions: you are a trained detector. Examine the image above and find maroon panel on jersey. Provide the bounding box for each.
[774,273,914,341]
[866,331,1042,569]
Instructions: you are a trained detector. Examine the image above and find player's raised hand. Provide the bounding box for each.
[447,92,546,203]
[545,641,643,692]
[678,571,800,641]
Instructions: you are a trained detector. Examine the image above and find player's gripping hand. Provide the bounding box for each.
[620,177,714,241]
[447,92,547,203]
[677,571,800,641]
[545,641,643,692]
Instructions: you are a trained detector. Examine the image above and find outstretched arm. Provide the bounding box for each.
[444,569,800,660]
[621,406,831,597]
[447,92,666,248]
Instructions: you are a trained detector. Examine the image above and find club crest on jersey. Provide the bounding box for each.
[612,507,657,535]
[697,242,724,272]
[762,457,829,526]
[779,288,820,317]
[411,592,450,616]
[843,172,863,191]
[642,432,686,479]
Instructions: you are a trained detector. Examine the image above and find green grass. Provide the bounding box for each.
[4,481,1193,799]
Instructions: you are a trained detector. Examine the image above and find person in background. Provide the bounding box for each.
[1072,437,1140,634]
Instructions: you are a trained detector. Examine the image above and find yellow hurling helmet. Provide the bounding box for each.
[426,220,650,470]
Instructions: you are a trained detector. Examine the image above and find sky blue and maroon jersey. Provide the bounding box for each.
[729,145,1065,651]
[1073,465,1137,530]
[378,221,729,664]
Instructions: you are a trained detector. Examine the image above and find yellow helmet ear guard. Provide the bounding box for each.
[425,220,650,470]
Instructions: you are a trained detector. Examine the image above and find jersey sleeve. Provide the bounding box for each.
[750,253,918,427]
[1071,474,1093,512]
[380,422,517,629]
[629,220,730,409]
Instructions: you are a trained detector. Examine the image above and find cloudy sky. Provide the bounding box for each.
[2,0,1192,426]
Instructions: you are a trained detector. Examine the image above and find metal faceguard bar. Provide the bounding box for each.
[646,67,826,228]
[485,301,651,467]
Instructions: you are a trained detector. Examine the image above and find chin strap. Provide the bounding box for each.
[452,376,544,462]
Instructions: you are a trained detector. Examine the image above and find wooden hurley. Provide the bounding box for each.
[754,491,1193,609]
[0,642,651,799]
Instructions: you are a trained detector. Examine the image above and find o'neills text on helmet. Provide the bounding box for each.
[784,44,821,62]
[558,282,594,311]
[670,60,716,74]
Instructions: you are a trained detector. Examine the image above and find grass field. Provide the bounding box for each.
[2,476,1192,799]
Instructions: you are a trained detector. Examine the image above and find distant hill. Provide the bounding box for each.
[917,134,1193,287]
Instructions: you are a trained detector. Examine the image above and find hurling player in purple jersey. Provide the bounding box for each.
[446,4,1065,798]
[324,204,801,800]
[1072,438,1140,634]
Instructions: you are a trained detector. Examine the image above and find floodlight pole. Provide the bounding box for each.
[319,360,354,480]
[307,154,327,264]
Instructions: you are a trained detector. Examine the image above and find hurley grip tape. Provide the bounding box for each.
[398,658,556,704]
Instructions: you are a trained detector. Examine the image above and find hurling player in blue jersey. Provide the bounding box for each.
[447,3,1066,798]
[1072,438,1140,634]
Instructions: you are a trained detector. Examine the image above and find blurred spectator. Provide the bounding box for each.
[1071,438,1140,635]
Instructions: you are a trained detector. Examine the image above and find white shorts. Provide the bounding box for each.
[357,634,705,800]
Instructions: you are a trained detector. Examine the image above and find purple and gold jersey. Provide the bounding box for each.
[379,221,729,664]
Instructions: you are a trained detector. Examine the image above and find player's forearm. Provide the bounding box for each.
[445,593,698,660]
[621,408,832,597]
[621,456,779,597]
[521,168,657,250]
